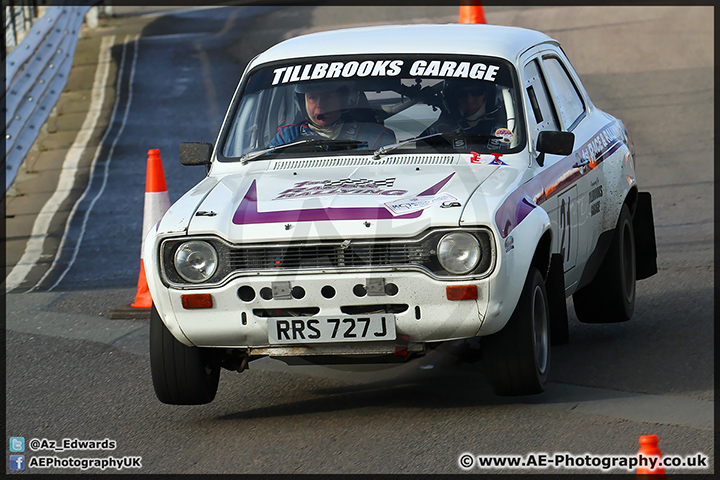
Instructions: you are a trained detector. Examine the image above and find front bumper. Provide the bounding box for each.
[161,271,489,350]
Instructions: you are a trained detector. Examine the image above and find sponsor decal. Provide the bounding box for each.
[505,236,515,252]
[273,178,405,200]
[577,122,624,169]
[272,60,404,85]
[409,60,500,81]
[494,128,514,144]
[469,151,505,165]
[453,138,468,149]
[233,173,455,225]
[589,185,603,217]
[384,192,459,216]
[489,153,506,165]
[270,59,503,86]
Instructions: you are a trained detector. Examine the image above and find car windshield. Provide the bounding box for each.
[220,54,524,160]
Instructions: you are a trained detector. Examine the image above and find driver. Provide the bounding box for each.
[422,79,503,136]
[269,82,396,149]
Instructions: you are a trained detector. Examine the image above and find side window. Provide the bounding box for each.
[523,59,559,139]
[542,56,585,129]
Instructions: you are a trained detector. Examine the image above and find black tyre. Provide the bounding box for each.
[483,267,550,396]
[150,304,220,405]
[573,204,635,323]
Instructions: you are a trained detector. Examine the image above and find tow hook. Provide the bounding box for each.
[237,353,250,373]
[219,349,250,373]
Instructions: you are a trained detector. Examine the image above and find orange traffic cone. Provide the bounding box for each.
[637,435,667,477]
[131,149,171,309]
[459,1,486,24]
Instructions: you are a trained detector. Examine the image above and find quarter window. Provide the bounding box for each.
[523,59,559,138]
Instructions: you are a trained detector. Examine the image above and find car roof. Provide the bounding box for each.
[249,23,558,69]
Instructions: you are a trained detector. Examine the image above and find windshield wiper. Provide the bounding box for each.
[372,132,501,160]
[240,137,368,164]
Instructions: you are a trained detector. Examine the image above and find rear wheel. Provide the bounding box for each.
[573,204,635,323]
[483,267,550,396]
[150,304,220,405]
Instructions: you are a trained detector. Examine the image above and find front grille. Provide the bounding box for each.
[229,243,430,270]
[160,228,494,287]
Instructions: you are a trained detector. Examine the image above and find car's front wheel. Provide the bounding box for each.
[150,304,220,405]
[482,267,550,396]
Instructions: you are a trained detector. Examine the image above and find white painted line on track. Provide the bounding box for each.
[40,34,141,292]
[4,35,116,293]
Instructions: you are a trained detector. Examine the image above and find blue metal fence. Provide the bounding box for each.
[4,3,98,191]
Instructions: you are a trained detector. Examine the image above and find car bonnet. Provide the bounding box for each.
[185,158,510,243]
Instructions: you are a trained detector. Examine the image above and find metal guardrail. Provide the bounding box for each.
[4,5,91,192]
[4,1,51,52]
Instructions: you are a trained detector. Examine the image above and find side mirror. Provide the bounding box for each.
[179,142,213,166]
[536,131,574,166]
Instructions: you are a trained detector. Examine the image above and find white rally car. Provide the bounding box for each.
[144,24,657,404]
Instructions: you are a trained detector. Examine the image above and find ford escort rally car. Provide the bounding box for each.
[145,24,657,404]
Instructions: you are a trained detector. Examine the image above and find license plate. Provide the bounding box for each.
[267,314,396,344]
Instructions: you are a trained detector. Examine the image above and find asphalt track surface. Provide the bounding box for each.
[5,5,714,475]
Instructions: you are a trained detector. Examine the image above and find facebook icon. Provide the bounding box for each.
[10,455,25,470]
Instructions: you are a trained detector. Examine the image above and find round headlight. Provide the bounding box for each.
[437,232,481,275]
[174,240,218,283]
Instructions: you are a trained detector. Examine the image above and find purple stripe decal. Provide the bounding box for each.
[232,173,456,225]
[495,122,624,238]
[418,173,454,196]
[603,141,623,161]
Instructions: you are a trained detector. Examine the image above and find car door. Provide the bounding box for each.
[522,55,578,278]
[539,50,605,290]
